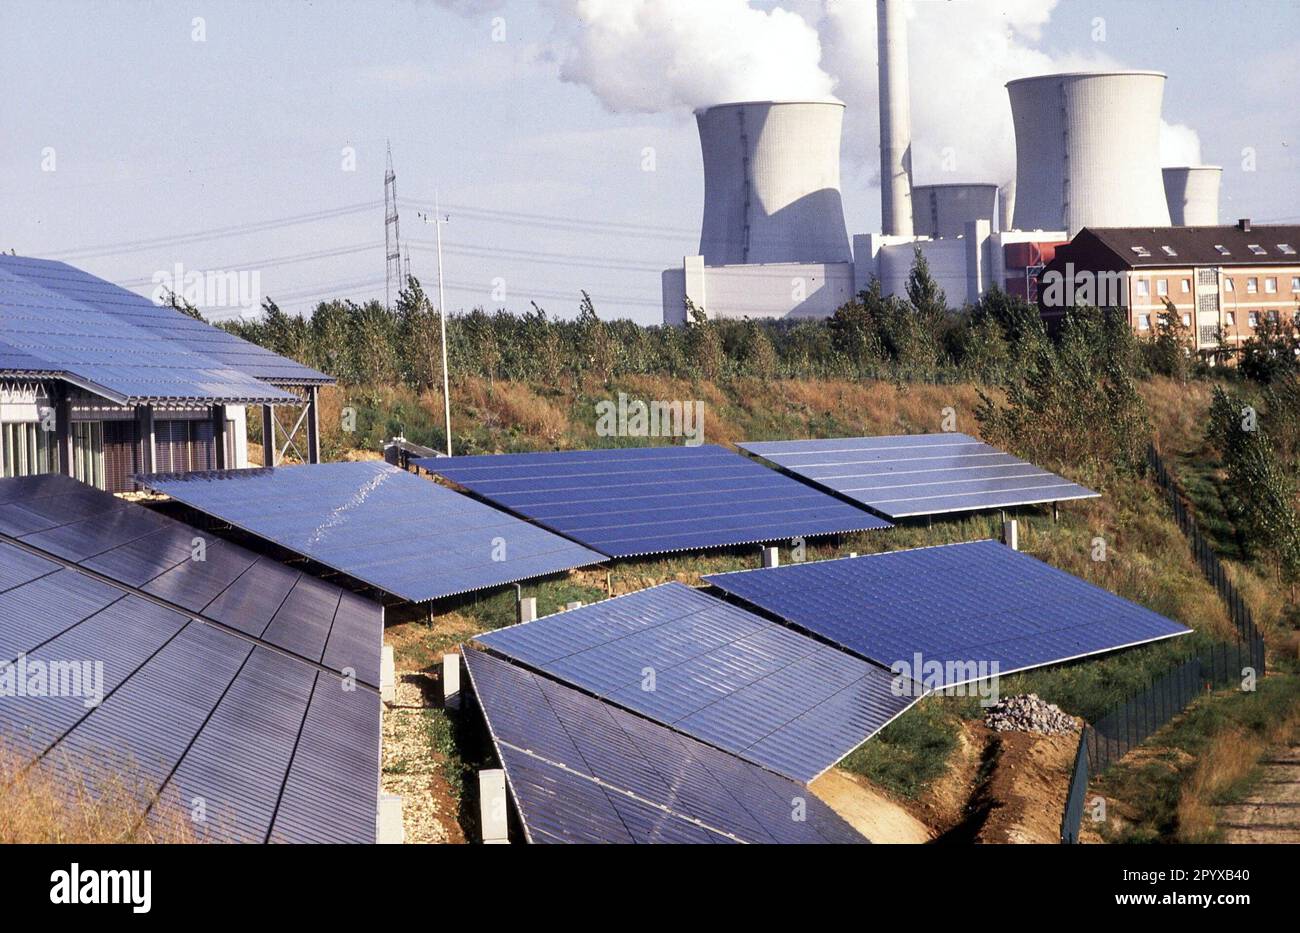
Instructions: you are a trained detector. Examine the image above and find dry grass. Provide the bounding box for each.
[0,745,197,844]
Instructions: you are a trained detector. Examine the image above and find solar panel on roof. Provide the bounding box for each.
[473,582,920,783]
[0,473,382,686]
[705,540,1191,688]
[463,647,867,843]
[416,445,891,558]
[738,434,1099,519]
[0,484,380,843]
[137,461,606,603]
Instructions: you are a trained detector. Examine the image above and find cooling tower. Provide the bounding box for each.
[999,181,1016,233]
[913,183,999,238]
[877,0,913,236]
[695,100,852,265]
[1007,71,1172,235]
[1163,166,1222,226]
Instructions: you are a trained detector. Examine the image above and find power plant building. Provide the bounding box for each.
[1163,166,1223,226]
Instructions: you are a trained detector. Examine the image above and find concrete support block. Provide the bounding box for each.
[565,600,584,611]
[479,769,509,844]
[517,596,537,624]
[377,793,404,844]
[379,644,396,704]
[443,652,461,710]
[1002,519,1019,551]
[761,546,779,569]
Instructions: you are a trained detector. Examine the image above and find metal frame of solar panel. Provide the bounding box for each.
[0,255,308,404]
[0,473,382,686]
[738,433,1099,518]
[472,582,923,783]
[462,647,867,843]
[0,499,380,843]
[705,540,1191,689]
[414,445,892,559]
[137,461,606,604]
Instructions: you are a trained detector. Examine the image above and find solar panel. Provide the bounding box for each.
[705,540,1191,688]
[0,256,305,404]
[416,445,891,558]
[0,509,380,843]
[738,434,1099,518]
[474,583,920,783]
[0,473,382,686]
[463,648,867,843]
[137,461,606,603]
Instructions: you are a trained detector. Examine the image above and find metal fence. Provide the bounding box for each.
[1060,726,1091,844]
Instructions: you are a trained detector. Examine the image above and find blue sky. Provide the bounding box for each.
[1,0,1296,325]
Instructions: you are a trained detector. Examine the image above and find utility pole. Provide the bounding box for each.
[418,195,453,456]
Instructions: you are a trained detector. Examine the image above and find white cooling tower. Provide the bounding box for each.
[913,183,999,238]
[1163,166,1222,226]
[877,0,913,236]
[695,100,852,265]
[1007,71,1172,235]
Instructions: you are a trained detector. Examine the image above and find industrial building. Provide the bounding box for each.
[0,255,330,492]
[662,0,1215,324]
[1039,220,1300,351]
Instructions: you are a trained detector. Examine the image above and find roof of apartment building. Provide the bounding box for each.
[0,254,332,406]
[1056,222,1300,271]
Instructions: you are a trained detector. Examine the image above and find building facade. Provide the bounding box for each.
[0,255,332,492]
[1039,221,1300,351]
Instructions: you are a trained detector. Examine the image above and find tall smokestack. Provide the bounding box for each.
[877,0,913,236]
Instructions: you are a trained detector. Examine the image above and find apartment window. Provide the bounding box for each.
[1224,277,1235,292]
[1215,244,1231,255]
[1130,246,1152,258]
[1181,312,1191,327]
[1247,277,1258,294]
[1248,244,1267,256]
[1291,276,1300,291]
[1267,309,1280,323]
[1265,277,1278,294]
[1278,243,1296,255]
[1197,268,1218,286]
[1137,314,1151,331]
[1248,311,1260,327]
[1226,311,1236,327]
[1136,279,1150,297]
[1161,246,1178,257]
[1181,279,1191,293]
[1156,278,1169,296]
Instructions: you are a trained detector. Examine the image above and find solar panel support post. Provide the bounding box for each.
[261,404,277,467]
[377,794,405,844]
[53,385,74,477]
[380,644,396,704]
[517,596,537,624]
[135,404,155,477]
[306,386,321,464]
[443,652,461,710]
[479,769,510,843]
[211,404,228,470]
[1002,519,1019,551]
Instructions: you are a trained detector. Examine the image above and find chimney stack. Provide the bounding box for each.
[1238,218,1251,232]
[877,0,913,236]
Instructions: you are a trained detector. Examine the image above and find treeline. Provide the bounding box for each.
[221,251,1296,389]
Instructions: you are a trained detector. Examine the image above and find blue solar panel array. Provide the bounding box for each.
[705,540,1191,688]
[138,461,606,603]
[0,487,381,843]
[0,255,327,403]
[739,434,1099,518]
[463,648,867,844]
[416,445,891,558]
[0,473,383,687]
[474,582,921,782]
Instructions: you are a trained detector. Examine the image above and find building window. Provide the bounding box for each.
[1137,314,1151,331]
[1136,280,1150,297]
[1157,278,1169,296]
[1226,311,1236,327]
[1161,246,1178,257]
[1224,277,1235,292]
[1248,244,1267,255]
[1292,276,1300,291]
[1181,312,1191,326]
[1247,277,1258,294]
[1267,309,1280,323]
[1248,311,1260,327]
[71,422,105,490]
[1214,244,1231,255]
[1277,243,1296,255]
[1,421,57,478]
[1265,277,1278,293]
[1182,279,1191,293]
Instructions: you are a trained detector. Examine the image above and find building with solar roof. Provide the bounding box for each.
[0,255,332,493]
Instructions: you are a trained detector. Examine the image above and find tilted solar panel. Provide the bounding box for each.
[463,647,867,843]
[0,473,382,686]
[416,445,891,558]
[474,582,920,783]
[137,461,606,603]
[705,540,1191,688]
[738,434,1099,518]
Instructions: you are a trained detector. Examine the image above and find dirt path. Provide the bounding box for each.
[811,770,933,843]
[1217,744,1300,843]
[381,670,466,844]
[975,729,1080,844]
